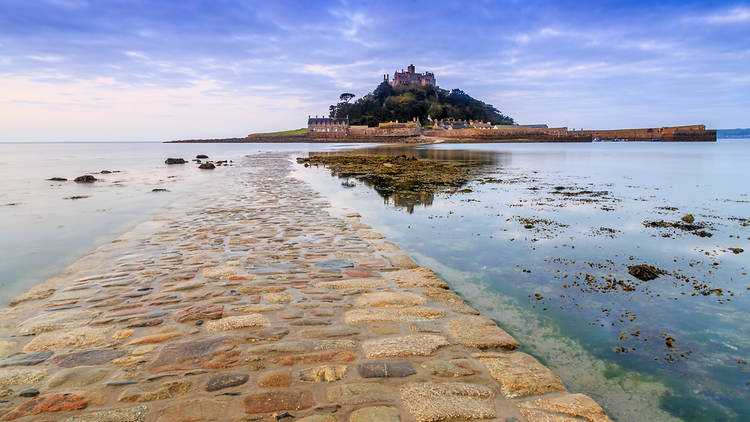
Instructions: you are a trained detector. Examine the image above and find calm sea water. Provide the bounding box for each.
[0,142,363,305]
[295,140,750,422]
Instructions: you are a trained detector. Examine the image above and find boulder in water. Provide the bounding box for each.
[196,154,209,159]
[627,264,663,281]
[199,162,215,170]
[165,158,186,165]
[47,177,67,181]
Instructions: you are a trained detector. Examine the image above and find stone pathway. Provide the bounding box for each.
[0,154,613,421]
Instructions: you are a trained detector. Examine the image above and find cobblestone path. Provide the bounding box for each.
[0,154,612,421]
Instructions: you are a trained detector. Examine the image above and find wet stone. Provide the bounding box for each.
[23,326,110,351]
[150,336,239,373]
[299,364,348,382]
[63,405,148,422]
[257,369,291,387]
[362,334,449,358]
[174,304,223,323]
[476,352,566,398]
[0,368,47,386]
[517,393,614,422]
[205,373,249,392]
[421,359,478,377]
[243,389,314,414]
[399,382,496,422]
[1,392,88,420]
[18,388,39,397]
[357,361,416,378]
[272,350,357,366]
[154,399,226,421]
[446,315,519,350]
[0,351,53,368]
[46,367,111,388]
[349,406,401,422]
[325,382,391,404]
[299,325,359,339]
[51,349,127,368]
[204,314,269,332]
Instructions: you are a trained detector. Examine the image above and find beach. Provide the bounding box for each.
[0,152,611,421]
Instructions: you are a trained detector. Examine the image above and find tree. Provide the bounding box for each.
[339,93,355,104]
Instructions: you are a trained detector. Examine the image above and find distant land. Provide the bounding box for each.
[168,64,717,144]
[718,129,750,138]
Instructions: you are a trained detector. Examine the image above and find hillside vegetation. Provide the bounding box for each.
[329,82,514,127]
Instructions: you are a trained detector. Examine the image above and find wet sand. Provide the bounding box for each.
[0,153,611,421]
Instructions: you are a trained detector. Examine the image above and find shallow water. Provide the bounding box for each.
[0,142,365,306]
[295,140,750,422]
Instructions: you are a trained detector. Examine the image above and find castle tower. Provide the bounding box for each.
[408,64,415,74]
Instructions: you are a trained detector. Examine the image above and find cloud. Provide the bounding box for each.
[703,6,750,24]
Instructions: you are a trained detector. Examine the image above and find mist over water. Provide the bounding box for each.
[296,140,750,422]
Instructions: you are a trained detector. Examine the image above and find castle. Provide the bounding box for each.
[385,64,435,88]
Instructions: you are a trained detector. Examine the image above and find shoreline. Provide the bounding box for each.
[0,153,612,421]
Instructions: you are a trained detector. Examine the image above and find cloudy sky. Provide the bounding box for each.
[1,0,749,141]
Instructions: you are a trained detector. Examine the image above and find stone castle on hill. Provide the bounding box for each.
[385,64,435,88]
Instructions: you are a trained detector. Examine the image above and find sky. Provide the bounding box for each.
[1,0,749,141]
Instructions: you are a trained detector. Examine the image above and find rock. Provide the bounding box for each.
[196,154,209,159]
[517,393,614,422]
[368,322,401,335]
[151,188,168,192]
[264,292,293,304]
[0,351,53,367]
[46,366,110,388]
[0,368,46,386]
[165,158,186,165]
[362,334,449,358]
[237,285,285,294]
[174,304,223,323]
[271,350,357,366]
[681,214,695,224]
[446,315,519,350]
[387,254,419,269]
[354,291,426,307]
[205,373,249,391]
[18,388,39,397]
[312,279,389,290]
[298,416,336,422]
[421,288,478,314]
[299,325,359,339]
[421,359,478,377]
[385,268,449,289]
[51,349,126,368]
[154,398,227,421]
[74,175,97,183]
[476,352,566,398]
[257,369,292,387]
[0,393,88,420]
[10,286,55,306]
[349,406,400,422]
[729,247,744,254]
[246,341,306,354]
[47,177,67,181]
[199,162,215,170]
[627,264,664,281]
[357,362,415,378]
[23,326,110,351]
[399,382,496,422]
[314,340,357,351]
[118,380,191,402]
[150,336,240,373]
[325,382,391,404]
[243,390,314,414]
[299,364,348,382]
[64,405,148,422]
[344,307,445,324]
[204,314,269,332]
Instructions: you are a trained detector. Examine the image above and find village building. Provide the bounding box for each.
[307,116,349,137]
[384,64,436,88]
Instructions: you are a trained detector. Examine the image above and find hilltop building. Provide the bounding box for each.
[384,64,435,88]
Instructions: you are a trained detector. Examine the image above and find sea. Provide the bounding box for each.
[1,140,748,421]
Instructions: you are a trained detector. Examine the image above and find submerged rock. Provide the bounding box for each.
[73,175,97,183]
[627,264,664,281]
[198,162,215,170]
[47,177,67,181]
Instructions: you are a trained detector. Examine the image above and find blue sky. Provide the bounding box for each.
[1,0,749,141]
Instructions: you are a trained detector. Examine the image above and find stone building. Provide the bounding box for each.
[307,116,349,138]
[385,64,436,88]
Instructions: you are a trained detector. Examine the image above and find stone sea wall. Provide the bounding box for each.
[0,153,612,421]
